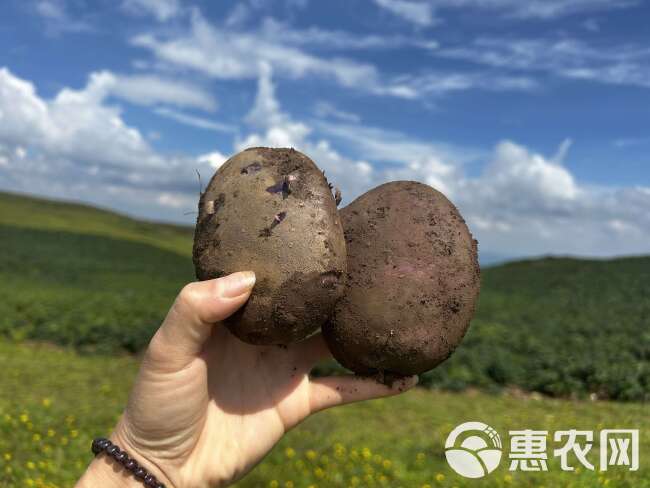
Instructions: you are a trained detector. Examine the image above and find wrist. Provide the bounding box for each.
[76,431,174,488]
[76,450,140,488]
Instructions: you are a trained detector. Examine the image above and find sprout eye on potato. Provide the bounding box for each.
[192,147,347,345]
[322,181,480,380]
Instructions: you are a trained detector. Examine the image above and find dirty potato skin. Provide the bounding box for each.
[193,147,347,345]
[323,181,480,378]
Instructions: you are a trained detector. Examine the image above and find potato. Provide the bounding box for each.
[193,147,347,345]
[322,181,480,378]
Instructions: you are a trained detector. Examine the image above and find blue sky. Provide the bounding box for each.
[1,0,649,261]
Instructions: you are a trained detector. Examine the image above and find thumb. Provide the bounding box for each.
[145,271,256,370]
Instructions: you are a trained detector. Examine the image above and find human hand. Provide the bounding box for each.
[77,272,418,487]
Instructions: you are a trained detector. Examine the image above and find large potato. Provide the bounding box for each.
[323,181,480,378]
[193,147,346,345]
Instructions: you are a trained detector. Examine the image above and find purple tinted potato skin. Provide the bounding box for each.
[193,147,346,345]
[323,181,480,377]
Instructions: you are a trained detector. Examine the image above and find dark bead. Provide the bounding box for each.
[92,438,111,454]
[134,467,147,479]
[91,440,103,455]
[124,459,138,471]
[98,439,112,450]
[105,445,118,456]
[115,451,128,463]
[144,474,157,486]
[155,484,166,488]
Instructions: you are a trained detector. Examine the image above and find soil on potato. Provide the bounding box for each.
[193,147,347,345]
[323,181,480,379]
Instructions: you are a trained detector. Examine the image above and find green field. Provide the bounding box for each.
[1,191,648,400]
[0,190,649,487]
[1,341,648,488]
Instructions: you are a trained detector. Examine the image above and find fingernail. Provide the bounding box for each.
[219,271,256,298]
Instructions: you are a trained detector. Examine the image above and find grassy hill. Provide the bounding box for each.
[0,191,192,256]
[0,191,648,400]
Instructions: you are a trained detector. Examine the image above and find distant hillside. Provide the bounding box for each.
[0,191,193,256]
[0,192,648,400]
[422,256,650,401]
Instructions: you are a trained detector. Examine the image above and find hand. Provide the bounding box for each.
[77,272,417,488]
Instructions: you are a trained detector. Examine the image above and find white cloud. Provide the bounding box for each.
[2,64,650,259]
[386,71,538,97]
[376,0,638,24]
[259,18,438,50]
[197,151,228,169]
[121,0,181,22]
[156,192,191,208]
[439,37,650,90]
[154,107,237,133]
[34,0,93,34]
[127,8,547,101]
[475,139,579,209]
[480,0,638,20]
[85,71,217,111]
[613,137,650,148]
[313,101,361,123]
[35,0,65,19]
[374,0,435,26]
[131,9,377,89]
[225,3,250,27]
[0,67,216,219]
[582,18,601,32]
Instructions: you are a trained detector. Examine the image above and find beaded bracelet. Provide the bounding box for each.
[91,438,166,488]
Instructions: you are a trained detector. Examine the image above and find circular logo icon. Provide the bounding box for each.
[445,421,502,478]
